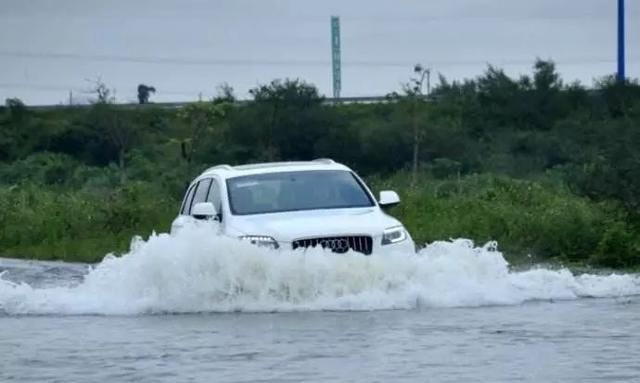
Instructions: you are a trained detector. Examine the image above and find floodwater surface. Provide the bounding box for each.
[1,225,639,382]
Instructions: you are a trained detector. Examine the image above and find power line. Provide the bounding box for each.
[0,82,204,97]
[0,50,636,68]
[0,51,330,67]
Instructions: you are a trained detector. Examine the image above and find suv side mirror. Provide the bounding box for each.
[192,202,218,220]
[379,190,400,208]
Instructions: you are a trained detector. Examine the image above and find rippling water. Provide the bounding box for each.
[1,225,639,382]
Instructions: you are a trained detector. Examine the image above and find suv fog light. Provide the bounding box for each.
[381,226,407,245]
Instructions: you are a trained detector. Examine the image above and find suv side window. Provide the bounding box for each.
[191,178,212,213]
[206,179,222,218]
[180,184,197,215]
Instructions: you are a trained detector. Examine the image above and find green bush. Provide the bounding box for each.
[591,221,640,269]
[370,173,640,266]
[0,182,178,262]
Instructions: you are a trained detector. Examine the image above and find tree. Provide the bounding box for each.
[397,64,430,186]
[246,79,324,161]
[177,101,227,177]
[596,75,640,118]
[137,84,156,104]
[0,98,28,161]
[529,59,565,130]
[88,80,141,183]
[213,83,235,104]
[87,79,114,104]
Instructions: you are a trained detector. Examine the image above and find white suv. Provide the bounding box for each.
[170,159,415,255]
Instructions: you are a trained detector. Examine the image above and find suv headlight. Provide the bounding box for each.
[240,235,279,249]
[381,226,407,245]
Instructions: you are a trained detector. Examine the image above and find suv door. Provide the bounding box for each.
[179,183,198,216]
[171,178,214,234]
[191,178,212,213]
[206,178,223,221]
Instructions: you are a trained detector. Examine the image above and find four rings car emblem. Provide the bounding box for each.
[320,238,350,253]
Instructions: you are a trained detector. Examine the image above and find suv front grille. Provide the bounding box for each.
[292,236,373,255]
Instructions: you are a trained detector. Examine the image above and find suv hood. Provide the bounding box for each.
[227,207,401,242]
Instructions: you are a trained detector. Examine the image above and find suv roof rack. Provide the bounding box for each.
[205,164,233,172]
[312,158,335,164]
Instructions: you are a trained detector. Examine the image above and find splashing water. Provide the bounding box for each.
[1,223,639,315]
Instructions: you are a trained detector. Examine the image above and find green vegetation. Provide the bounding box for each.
[0,180,176,263]
[1,60,640,268]
[374,174,640,269]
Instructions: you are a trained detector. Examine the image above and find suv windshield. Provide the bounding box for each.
[226,170,375,215]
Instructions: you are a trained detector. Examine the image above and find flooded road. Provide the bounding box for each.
[2,299,639,382]
[1,227,639,382]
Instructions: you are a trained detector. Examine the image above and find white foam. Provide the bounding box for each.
[1,224,639,315]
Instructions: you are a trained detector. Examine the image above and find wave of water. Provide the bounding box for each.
[1,223,639,315]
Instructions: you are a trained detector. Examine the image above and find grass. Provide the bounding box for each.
[371,173,640,269]
[0,182,177,263]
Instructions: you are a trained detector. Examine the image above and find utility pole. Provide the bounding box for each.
[618,0,625,81]
[410,64,429,187]
[331,16,342,99]
[425,68,431,96]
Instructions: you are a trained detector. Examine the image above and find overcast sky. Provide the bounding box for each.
[1,0,638,105]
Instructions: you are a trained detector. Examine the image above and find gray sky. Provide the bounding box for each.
[1,0,638,105]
